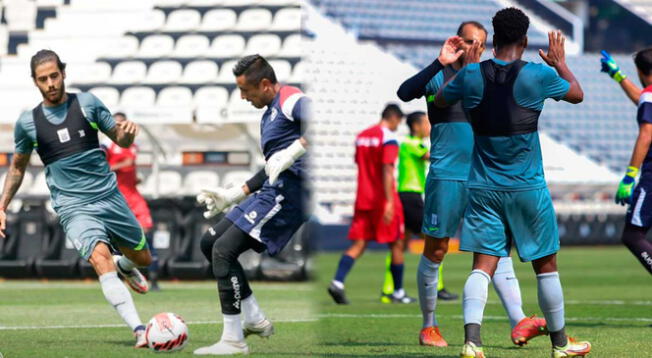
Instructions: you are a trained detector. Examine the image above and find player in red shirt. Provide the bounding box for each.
[104,112,159,291]
[328,104,415,304]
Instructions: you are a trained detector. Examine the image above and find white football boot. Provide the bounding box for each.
[193,340,249,355]
[134,328,148,348]
[113,255,149,294]
[243,318,274,338]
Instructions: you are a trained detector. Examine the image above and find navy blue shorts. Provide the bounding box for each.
[226,173,307,256]
[626,180,652,228]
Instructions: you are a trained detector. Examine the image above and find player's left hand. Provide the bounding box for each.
[117,120,139,136]
[265,139,307,185]
[539,30,566,68]
[615,166,638,205]
[463,40,482,66]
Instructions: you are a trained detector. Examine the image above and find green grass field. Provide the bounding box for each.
[0,280,318,358]
[0,246,650,357]
[316,247,652,358]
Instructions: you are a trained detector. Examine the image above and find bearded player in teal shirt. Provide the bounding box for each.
[0,50,153,348]
[435,8,591,358]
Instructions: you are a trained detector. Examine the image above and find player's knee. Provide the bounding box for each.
[200,231,216,262]
[138,252,153,267]
[211,241,234,278]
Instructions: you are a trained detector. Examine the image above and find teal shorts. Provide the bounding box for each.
[461,187,559,262]
[421,178,468,239]
[58,191,148,261]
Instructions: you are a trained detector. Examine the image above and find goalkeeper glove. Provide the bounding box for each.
[615,166,638,206]
[197,186,247,219]
[265,139,306,185]
[601,50,627,83]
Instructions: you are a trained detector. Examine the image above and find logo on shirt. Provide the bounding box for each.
[78,129,86,138]
[269,108,278,122]
[245,210,258,224]
[57,128,71,143]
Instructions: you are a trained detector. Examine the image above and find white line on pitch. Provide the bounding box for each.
[2,312,651,331]
[318,313,652,323]
[0,318,318,331]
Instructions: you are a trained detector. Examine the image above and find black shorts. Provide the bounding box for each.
[399,191,424,235]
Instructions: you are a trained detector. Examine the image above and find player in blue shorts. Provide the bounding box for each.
[398,22,546,348]
[435,8,591,357]
[0,50,153,348]
[194,55,309,355]
[605,48,652,275]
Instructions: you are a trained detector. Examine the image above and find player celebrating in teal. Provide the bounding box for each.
[398,22,546,348]
[0,50,153,347]
[605,47,652,275]
[435,8,591,357]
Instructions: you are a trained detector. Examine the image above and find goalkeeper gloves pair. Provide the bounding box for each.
[197,139,307,219]
[600,50,627,83]
[615,166,638,205]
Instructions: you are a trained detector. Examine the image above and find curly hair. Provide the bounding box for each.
[492,7,529,48]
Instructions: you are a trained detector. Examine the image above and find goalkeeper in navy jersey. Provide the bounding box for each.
[604,47,652,275]
[194,55,310,356]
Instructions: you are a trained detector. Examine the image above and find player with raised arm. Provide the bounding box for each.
[104,112,160,291]
[612,47,652,275]
[193,54,309,355]
[0,50,153,347]
[397,23,546,348]
[601,50,642,105]
[328,104,417,305]
[434,8,591,357]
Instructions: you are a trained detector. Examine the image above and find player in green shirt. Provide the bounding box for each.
[381,112,458,302]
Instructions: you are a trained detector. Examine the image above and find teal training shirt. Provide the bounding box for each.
[14,92,118,213]
[425,69,474,181]
[442,58,570,191]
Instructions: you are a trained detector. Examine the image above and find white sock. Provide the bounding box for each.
[463,269,491,325]
[242,294,265,324]
[537,272,565,332]
[117,255,137,271]
[492,257,526,328]
[99,272,142,330]
[331,280,344,289]
[416,255,440,328]
[221,314,244,342]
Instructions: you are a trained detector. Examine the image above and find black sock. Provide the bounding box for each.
[464,323,482,346]
[621,223,652,274]
[550,329,567,347]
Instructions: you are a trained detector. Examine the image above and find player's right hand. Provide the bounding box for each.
[438,36,464,66]
[615,166,638,205]
[197,187,246,219]
[0,209,6,239]
[600,50,627,83]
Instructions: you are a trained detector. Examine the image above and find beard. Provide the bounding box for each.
[40,83,66,104]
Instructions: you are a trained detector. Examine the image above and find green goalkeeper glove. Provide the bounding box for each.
[615,166,638,205]
[601,50,627,83]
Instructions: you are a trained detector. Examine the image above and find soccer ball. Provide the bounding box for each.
[145,312,189,352]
